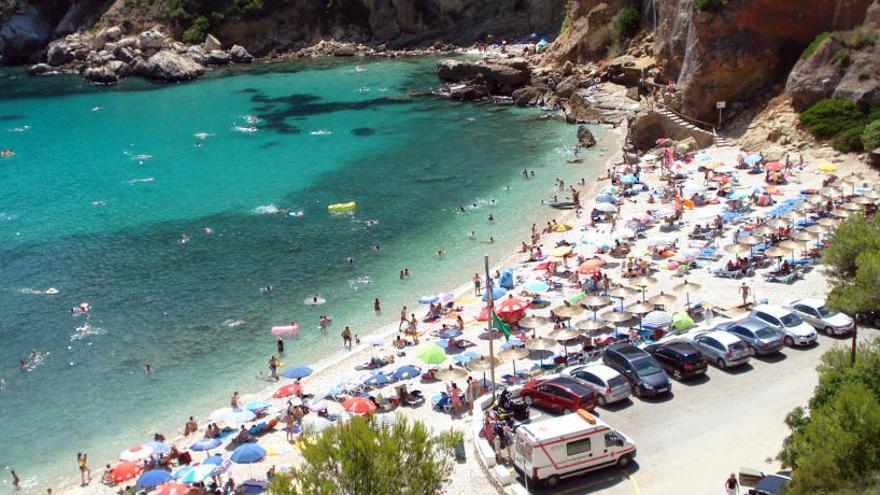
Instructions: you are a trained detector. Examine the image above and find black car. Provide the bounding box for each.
[643,340,708,380]
[603,343,672,397]
[748,474,790,495]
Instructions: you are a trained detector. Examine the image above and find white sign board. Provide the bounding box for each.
[716,101,727,109]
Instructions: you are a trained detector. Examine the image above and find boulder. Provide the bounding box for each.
[171,42,187,54]
[116,37,137,49]
[106,60,125,74]
[449,83,489,101]
[785,37,848,111]
[230,44,254,63]
[104,26,122,42]
[436,59,530,87]
[577,126,597,147]
[512,84,552,106]
[207,50,230,65]
[204,34,222,51]
[103,42,117,53]
[131,50,206,81]
[46,42,75,66]
[114,46,134,63]
[555,75,580,99]
[83,65,118,84]
[333,45,356,57]
[186,46,207,65]
[137,28,166,50]
[29,63,53,75]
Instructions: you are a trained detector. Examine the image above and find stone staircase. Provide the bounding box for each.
[656,106,737,148]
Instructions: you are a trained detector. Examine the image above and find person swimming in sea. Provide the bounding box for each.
[372,245,381,252]
[19,359,27,371]
[468,231,476,239]
[261,286,273,293]
[346,257,354,264]
[458,206,466,213]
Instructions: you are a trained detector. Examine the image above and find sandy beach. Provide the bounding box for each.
[57,119,878,494]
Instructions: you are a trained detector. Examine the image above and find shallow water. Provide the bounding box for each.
[0,57,613,491]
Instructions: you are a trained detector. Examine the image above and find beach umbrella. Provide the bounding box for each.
[270,324,299,336]
[440,328,463,339]
[553,305,584,319]
[594,202,617,213]
[522,279,550,293]
[518,316,549,329]
[364,335,385,347]
[620,174,638,184]
[469,355,503,371]
[672,312,695,330]
[155,483,188,495]
[272,383,301,399]
[600,311,633,324]
[763,161,784,171]
[191,438,221,452]
[641,153,658,162]
[608,286,636,298]
[343,396,378,415]
[434,366,468,380]
[673,280,702,307]
[629,275,657,287]
[752,225,777,236]
[137,470,171,489]
[265,443,295,456]
[452,351,480,364]
[817,162,837,172]
[724,243,753,254]
[241,480,269,494]
[174,465,217,483]
[552,223,573,232]
[549,328,581,341]
[578,258,604,274]
[496,297,529,316]
[626,301,655,314]
[737,236,763,246]
[391,365,421,380]
[414,342,446,364]
[110,462,143,484]
[793,231,818,242]
[807,224,830,235]
[301,415,333,435]
[816,218,838,228]
[245,401,272,412]
[649,292,678,306]
[373,412,398,429]
[582,295,611,308]
[549,245,573,258]
[231,444,266,464]
[418,294,439,304]
[210,407,256,425]
[745,154,762,165]
[526,337,558,352]
[728,190,750,200]
[765,246,791,258]
[499,347,530,374]
[596,193,616,204]
[855,195,876,205]
[576,319,607,332]
[830,209,852,219]
[120,445,153,463]
[841,202,864,211]
[481,285,507,301]
[778,240,807,251]
[281,366,313,379]
[364,371,394,387]
[601,184,620,194]
[145,441,171,455]
[643,310,673,327]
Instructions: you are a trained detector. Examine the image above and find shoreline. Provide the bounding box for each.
[51,116,624,493]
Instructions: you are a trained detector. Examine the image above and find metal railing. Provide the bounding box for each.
[656,101,717,135]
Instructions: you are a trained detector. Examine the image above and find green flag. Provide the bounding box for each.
[492,312,511,342]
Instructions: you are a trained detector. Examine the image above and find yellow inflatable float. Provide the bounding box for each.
[328,201,356,212]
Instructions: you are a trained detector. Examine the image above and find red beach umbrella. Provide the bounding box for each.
[764,161,784,172]
[342,396,377,415]
[110,462,143,484]
[272,383,298,398]
[155,482,189,495]
[495,298,529,316]
[578,258,604,274]
[477,307,489,321]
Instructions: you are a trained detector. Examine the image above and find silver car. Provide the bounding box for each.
[714,320,784,356]
[561,364,632,406]
[784,298,855,336]
[684,330,751,370]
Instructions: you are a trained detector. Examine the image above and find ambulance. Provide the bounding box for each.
[512,410,636,488]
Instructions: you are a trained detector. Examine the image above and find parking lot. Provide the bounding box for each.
[504,326,879,494]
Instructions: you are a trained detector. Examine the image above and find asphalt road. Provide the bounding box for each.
[516,326,880,495]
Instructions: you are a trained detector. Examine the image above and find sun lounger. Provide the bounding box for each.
[711,268,744,279]
[764,271,800,284]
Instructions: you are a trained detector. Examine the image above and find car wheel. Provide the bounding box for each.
[784,336,794,347]
[544,474,560,488]
[716,358,727,370]
[523,395,533,406]
[617,454,631,468]
[672,369,683,380]
[824,326,834,336]
[598,395,607,407]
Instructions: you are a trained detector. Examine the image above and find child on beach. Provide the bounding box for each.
[77,453,91,485]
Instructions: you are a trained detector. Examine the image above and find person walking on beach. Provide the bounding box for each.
[276,336,284,354]
[231,391,240,409]
[473,273,482,296]
[77,453,91,485]
[183,416,198,436]
[398,306,408,330]
[739,282,751,307]
[467,377,480,415]
[724,473,739,495]
[409,314,418,335]
[269,356,279,380]
[373,298,381,314]
[448,382,462,417]
[342,326,352,348]
[11,469,20,490]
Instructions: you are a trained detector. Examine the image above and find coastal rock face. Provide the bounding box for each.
[653,0,872,121]
[229,44,253,63]
[83,64,118,83]
[577,125,596,147]
[542,0,626,66]
[132,50,205,81]
[207,49,230,65]
[137,28,166,50]
[204,34,222,51]
[437,59,530,87]
[786,1,880,111]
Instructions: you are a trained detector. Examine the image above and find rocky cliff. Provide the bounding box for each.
[0,0,567,65]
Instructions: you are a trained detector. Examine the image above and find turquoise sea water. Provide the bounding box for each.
[0,57,612,491]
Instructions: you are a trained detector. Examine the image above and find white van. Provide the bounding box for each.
[513,410,636,488]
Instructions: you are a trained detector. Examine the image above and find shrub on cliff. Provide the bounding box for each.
[832,125,865,152]
[615,6,640,39]
[863,121,880,159]
[694,0,723,12]
[801,32,831,59]
[800,99,865,139]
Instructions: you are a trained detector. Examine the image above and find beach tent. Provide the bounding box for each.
[482,285,507,302]
[499,269,514,289]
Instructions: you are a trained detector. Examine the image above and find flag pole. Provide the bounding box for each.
[484,255,497,402]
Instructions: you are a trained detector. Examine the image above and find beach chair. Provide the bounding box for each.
[375,394,396,412]
[711,268,742,279]
[765,272,799,284]
[432,393,452,414]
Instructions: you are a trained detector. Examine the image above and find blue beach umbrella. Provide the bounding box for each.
[501,340,525,350]
[241,479,269,494]
[523,279,550,294]
[231,444,266,464]
[729,191,750,200]
[601,185,619,194]
[281,366,313,379]
[245,401,272,412]
[364,372,394,387]
[190,438,221,452]
[145,441,170,454]
[745,153,762,165]
[418,294,439,304]
[620,174,638,184]
[391,365,421,380]
[440,328,463,339]
[596,193,616,204]
[174,463,217,483]
[137,469,171,489]
[482,286,506,302]
[203,454,226,466]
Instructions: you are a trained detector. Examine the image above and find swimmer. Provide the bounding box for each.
[19,359,27,371]
[372,245,381,252]
[468,231,476,238]
[90,200,106,206]
[292,211,304,217]
[522,169,529,179]
[489,236,495,243]
[261,286,273,293]
[178,234,190,244]
[29,349,38,361]
[472,203,478,208]
[436,250,443,257]
[504,185,511,191]
[194,142,202,147]
[458,206,466,213]
[144,364,152,375]
[490,199,496,205]
[488,214,494,222]
[404,268,410,277]
[312,294,320,304]
[203,227,213,234]
[347,257,354,264]
[530,170,535,177]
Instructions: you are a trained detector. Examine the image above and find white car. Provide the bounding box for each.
[749,304,818,347]
[783,298,855,336]
[561,363,632,406]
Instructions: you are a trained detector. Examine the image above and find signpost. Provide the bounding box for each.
[716,100,726,128]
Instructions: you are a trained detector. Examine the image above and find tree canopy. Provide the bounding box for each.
[822,215,880,314]
[268,415,462,495]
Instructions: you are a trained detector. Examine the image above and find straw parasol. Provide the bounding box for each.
[582,295,611,308]
[737,235,763,246]
[816,218,839,227]
[468,355,503,371]
[764,218,788,229]
[549,328,581,341]
[724,243,753,254]
[434,366,467,380]
[841,173,863,184]
[499,347,529,374]
[626,301,655,314]
[854,195,876,205]
[553,305,584,319]
[649,292,678,306]
[673,280,702,307]
[806,224,830,234]
[576,319,608,332]
[841,202,864,211]
[518,316,549,329]
[608,286,636,298]
[764,246,791,258]
[820,186,841,196]
[600,310,633,323]
[829,209,852,219]
[864,190,880,200]
[525,337,558,352]
[629,275,658,287]
[778,239,807,251]
[752,225,777,236]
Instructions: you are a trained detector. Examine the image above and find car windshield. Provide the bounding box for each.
[633,358,661,375]
[780,313,804,327]
[731,341,749,353]
[817,305,836,318]
[755,328,777,339]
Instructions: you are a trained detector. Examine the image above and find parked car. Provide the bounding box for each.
[603,343,672,397]
[749,304,818,347]
[520,376,597,414]
[748,473,791,495]
[684,330,751,370]
[714,320,784,356]
[643,340,708,380]
[784,297,855,336]
[561,364,632,406]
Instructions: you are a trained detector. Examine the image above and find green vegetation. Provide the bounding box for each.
[268,415,462,495]
[862,120,880,156]
[560,0,574,33]
[822,216,880,314]
[799,98,880,152]
[693,0,723,12]
[802,32,831,59]
[777,337,880,494]
[832,48,851,66]
[615,6,640,40]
